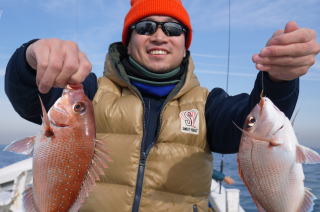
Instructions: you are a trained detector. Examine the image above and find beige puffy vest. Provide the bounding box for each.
[81,45,213,212]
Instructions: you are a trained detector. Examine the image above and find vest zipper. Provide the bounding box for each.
[132,152,147,212]
[193,204,198,212]
[127,71,186,212]
[132,98,150,212]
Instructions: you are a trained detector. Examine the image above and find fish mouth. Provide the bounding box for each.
[48,107,69,128]
[50,119,69,128]
[67,84,83,90]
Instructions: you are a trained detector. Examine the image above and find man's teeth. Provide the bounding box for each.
[150,50,168,55]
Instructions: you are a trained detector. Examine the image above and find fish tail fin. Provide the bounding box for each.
[296,144,320,164]
[3,136,36,155]
[298,188,316,212]
[69,139,110,212]
[23,186,37,212]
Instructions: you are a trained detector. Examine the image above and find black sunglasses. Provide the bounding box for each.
[130,20,187,37]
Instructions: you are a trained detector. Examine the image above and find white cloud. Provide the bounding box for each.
[39,0,78,11]
[0,68,5,77]
[38,0,129,18]
[312,59,320,71]
[183,0,320,30]
[26,1,130,74]
[0,54,9,60]
[197,69,256,78]
[0,9,3,20]
[192,53,226,59]
[197,69,320,81]
[0,99,40,143]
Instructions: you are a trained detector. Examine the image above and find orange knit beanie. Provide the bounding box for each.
[122,0,192,49]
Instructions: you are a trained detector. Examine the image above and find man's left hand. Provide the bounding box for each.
[252,21,320,82]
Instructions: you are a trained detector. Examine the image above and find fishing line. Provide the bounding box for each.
[260,71,265,97]
[219,154,224,194]
[225,0,231,93]
[219,0,231,195]
[74,0,79,42]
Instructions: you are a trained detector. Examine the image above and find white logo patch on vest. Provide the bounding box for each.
[180,109,199,134]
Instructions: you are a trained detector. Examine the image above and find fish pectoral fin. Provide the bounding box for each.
[298,188,317,212]
[23,186,37,212]
[3,136,36,155]
[296,144,320,164]
[94,139,112,163]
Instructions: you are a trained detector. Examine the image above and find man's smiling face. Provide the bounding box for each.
[127,15,186,73]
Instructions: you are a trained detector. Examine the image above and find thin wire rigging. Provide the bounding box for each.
[219,0,231,194]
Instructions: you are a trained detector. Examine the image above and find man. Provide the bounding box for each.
[5,0,320,211]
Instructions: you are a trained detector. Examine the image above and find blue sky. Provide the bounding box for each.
[0,0,319,147]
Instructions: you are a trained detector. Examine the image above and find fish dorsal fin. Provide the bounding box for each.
[3,136,36,155]
[38,95,54,137]
[297,188,316,212]
[290,108,300,127]
[23,186,38,212]
[69,139,110,212]
[296,144,320,164]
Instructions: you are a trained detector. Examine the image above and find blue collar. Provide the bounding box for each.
[131,81,176,97]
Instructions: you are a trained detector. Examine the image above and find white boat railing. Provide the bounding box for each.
[0,158,33,212]
[209,179,245,212]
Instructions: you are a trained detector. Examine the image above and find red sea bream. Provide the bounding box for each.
[237,97,320,212]
[5,84,109,212]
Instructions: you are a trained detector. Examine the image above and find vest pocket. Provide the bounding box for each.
[193,204,198,212]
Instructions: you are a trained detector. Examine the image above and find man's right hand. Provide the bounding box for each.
[26,38,92,94]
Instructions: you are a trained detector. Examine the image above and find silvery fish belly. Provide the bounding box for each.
[237,97,320,212]
[4,84,109,212]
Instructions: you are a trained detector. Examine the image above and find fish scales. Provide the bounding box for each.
[237,97,320,212]
[33,139,93,211]
[4,84,109,212]
[239,141,301,211]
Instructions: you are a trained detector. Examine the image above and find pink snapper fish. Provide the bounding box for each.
[5,84,109,212]
[237,97,320,212]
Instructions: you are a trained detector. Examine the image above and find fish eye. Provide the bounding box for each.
[246,116,256,128]
[73,102,86,113]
